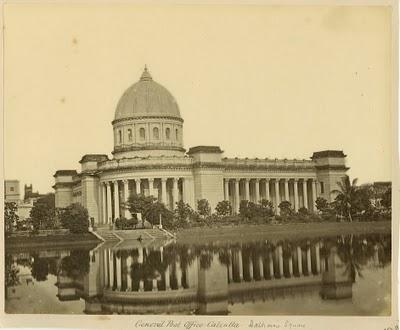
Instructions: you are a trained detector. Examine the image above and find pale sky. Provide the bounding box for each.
[4,4,393,194]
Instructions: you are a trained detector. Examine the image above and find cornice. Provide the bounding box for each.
[112,115,184,125]
[315,165,349,171]
[112,145,186,155]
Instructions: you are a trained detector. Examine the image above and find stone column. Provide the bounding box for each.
[228,260,233,283]
[152,278,158,292]
[297,246,303,275]
[104,250,109,287]
[149,178,155,197]
[135,179,141,195]
[165,265,171,290]
[116,255,122,290]
[238,250,243,281]
[123,180,130,219]
[275,180,280,214]
[102,183,107,224]
[278,246,284,277]
[288,256,293,277]
[126,256,132,291]
[176,261,183,289]
[173,178,179,207]
[249,257,254,281]
[113,181,120,219]
[255,179,260,203]
[235,179,240,214]
[106,182,112,224]
[258,256,264,280]
[138,247,144,264]
[109,249,114,290]
[311,180,317,211]
[307,245,312,275]
[265,179,270,201]
[269,251,274,279]
[245,179,250,201]
[315,242,321,274]
[294,179,299,212]
[284,179,289,201]
[161,178,167,206]
[139,280,144,292]
[303,180,308,209]
[224,179,229,201]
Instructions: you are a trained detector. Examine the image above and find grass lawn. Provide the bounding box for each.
[176,221,391,245]
[5,232,101,250]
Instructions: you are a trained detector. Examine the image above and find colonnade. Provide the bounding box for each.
[227,242,325,283]
[223,178,319,214]
[99,177,191,224]
[102,247,193,292]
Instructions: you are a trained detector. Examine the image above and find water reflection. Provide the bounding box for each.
[5,233,391,315]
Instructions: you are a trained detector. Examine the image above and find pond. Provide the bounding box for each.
[5,232,391,315]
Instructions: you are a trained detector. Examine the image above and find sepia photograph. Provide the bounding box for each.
[1,1,398,329]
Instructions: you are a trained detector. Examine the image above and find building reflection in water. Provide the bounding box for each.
[43,234,389,315]
[4,234,390,314]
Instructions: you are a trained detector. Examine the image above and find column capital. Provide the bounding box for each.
[244,178,250,182]
[148,178,154,183]
[113,180,119,186]
[122,179,129,184]
[105,181,111,187]
[293,178,299,183]
[255,178,260,182]
[135,178,141,183]
[265,178,270,182]
[161,177,167,183]
[173,177,179,183]
[283,178,289,182]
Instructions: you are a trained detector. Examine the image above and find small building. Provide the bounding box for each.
[5,180,20,203]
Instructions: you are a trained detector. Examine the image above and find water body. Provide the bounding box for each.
[5,232,391,315]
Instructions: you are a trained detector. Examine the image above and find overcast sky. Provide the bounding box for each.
[4,4,393,194]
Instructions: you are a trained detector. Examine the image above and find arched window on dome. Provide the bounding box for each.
[153,127,160,140]
[127,129,133,142]
[175,128,179,141]
[139,128,146,141]
[165,127,171,140]
[118,130,122,144]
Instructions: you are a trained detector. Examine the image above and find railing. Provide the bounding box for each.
[222,158,315,169]
[98,156,193,170]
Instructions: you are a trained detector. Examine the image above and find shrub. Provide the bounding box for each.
[59,203,89,234]
[197,199,211,217]
[115,217,139,230]
[215,201,232,217]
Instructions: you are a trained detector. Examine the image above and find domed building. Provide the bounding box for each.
[53,67,348,225]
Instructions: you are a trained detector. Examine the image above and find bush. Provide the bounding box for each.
[215,201,232,217]
[115,217,139,230]
[59,203,89,234]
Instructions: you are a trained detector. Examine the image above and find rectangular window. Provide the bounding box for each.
[10,187,14,192]
[320,182,324,194]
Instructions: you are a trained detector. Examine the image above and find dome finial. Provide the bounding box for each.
[140,65,152,81]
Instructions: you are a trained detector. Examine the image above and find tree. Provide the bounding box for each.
[174,200,195,225]
[197,199,211,217]
[5,202,19,235]
[315,197,329,213]
[127,194,156,218]
[59,203,89,233]
[331,176,358,222]
[278,201,293,217]
[381,188,391,210]
[215,200,232,217]
[30,194,56,231]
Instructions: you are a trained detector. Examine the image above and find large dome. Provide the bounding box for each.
[114,67,181,121]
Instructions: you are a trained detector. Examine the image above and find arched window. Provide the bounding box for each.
[175,128,179,141]
[165,127,171,140]
[128,129,133,141]
[153,127,160,140]
[118,130,122,144]
[139,128,146,140]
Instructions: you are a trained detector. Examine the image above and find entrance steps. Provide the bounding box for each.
[93,227,172,242]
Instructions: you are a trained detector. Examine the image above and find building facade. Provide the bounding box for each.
[53,67,348,224]
[5,180,20,203]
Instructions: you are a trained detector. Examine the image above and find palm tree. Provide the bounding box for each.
[331,176,358,222]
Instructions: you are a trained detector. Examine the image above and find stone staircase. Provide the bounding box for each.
[93,227,172,242]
